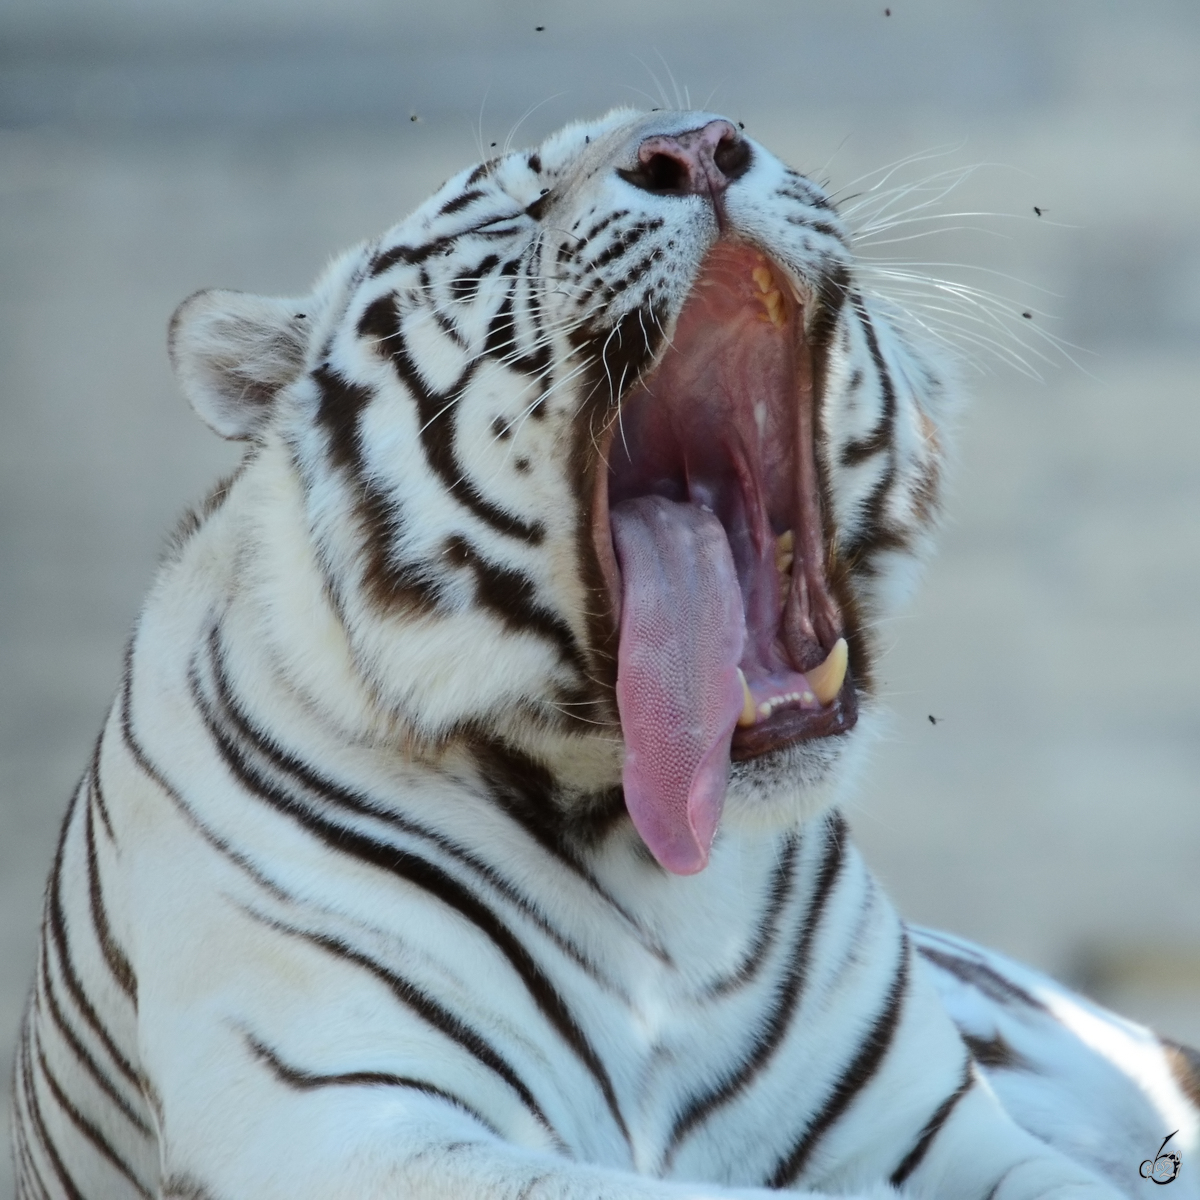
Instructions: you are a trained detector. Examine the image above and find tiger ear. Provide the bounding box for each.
[168,289,311,441]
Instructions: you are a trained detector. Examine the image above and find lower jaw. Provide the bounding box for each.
[730,679,858,760]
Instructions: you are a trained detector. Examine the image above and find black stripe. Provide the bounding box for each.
[371,236,456,276]
[160,1177,221,1200]
[768,934,912,1187]
[915,943,1046,1012]
[89,737,116,842]
[44,800,141,1089]
[12,1032,56,1200]
[17,1031,87,1200]
[243,1031,500,1135]
[450,253,500,301]
[838,296,911,569]
[459,730,635,905]
[889,1059,974,1185]
[38,946,152,1135]
[370,215,528,278]
[255,915,564,1148]
[588,220,659,271]
[840,296,897,467]
[358,294,545,544]
[34,1029,152,1197]
[202,625,641,974]
[442,535,586,679]
[571,300,668,408]
[194,662,630,1145]
[663,816,846,1161]
[963,1032,1024,1070]
[311,362,443,612]
[13,1105,54,1200]
[84,795,137,1002]
[440,188,485,217]
[707,835,799,995]
[483,259,552,380]
[118,644,289,903]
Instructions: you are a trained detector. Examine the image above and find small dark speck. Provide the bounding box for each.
[515,457,531,473]
[535,25,545,31]
[490,142,497,148]
[585,136,590,144]
[928,714,938,725]
[885,6,891,13]
[409,113,420,123]
[540,188,549,195]
[491,417,511,441]
[1022,311,1032,319]
[651,107,661,112]
[737,121,745,130]
[295,313,306,319]
[1033,206,1045,217]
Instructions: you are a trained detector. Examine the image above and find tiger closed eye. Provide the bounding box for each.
[19,107,1185,1200]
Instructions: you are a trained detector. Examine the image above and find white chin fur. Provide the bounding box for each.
[722,701,881,833]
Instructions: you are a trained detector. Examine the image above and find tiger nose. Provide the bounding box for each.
[625,119,752,196]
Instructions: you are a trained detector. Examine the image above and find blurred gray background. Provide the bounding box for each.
[2,0,1199,1183]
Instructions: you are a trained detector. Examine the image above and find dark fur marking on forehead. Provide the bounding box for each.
[370,220,525,279]
[358,295,545,545]
[439,188,486,218]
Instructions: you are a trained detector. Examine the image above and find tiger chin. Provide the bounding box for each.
[12,109,1198,1200]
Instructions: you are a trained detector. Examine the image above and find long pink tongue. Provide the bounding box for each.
[610,496,746,874]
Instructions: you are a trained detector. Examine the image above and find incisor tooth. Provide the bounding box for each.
[737,669,757,727]
[807,637,848,706]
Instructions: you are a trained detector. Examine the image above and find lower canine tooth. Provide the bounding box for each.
[807,637,848,705]
[737,669,757,727]
[775,530,795,575]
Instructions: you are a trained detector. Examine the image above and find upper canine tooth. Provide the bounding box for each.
[737,669,757,727]
[764,289,786,327]
[752,265,774,293]
[807,637,848,705]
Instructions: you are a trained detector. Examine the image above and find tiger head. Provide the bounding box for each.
[169,110,950,874]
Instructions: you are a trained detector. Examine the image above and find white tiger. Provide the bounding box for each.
[11,108,1199,1200]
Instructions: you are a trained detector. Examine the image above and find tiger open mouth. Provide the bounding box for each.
[592,241,857,873]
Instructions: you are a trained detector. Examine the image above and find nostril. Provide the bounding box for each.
[712,135,751,182]
[643,152,688,192]
[617,151,691,195]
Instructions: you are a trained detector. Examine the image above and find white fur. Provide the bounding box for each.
[12,110,1185,1200]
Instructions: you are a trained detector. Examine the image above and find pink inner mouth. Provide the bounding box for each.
[595,242,857,874]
